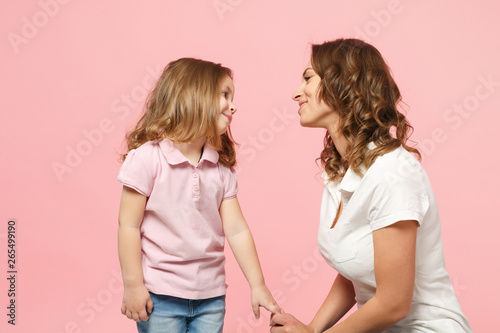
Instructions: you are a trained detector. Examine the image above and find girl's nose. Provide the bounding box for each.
[230,103,237,114]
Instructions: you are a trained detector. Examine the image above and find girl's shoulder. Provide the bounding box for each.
[216,162,237,180]
[135,140,161,153]
[122,140,164,168]
[118,141,163,196]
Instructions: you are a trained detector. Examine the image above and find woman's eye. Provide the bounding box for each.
[304,76,311,82]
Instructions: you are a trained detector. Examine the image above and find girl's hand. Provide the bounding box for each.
[270,312,314,333]
[250,284,281,319]
[121,284,154,322]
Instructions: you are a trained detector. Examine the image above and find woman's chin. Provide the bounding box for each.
[299,118,317,128]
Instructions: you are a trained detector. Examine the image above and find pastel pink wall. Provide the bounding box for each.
[1,1,498,332]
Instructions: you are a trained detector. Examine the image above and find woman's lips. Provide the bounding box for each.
[298,101,307,113]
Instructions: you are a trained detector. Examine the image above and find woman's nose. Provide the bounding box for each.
[292,88,302,101]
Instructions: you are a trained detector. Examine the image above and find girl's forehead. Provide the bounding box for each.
[221,75,233,83]
[220,75,234,89]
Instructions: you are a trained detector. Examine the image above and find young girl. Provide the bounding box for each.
[117,57,280,333]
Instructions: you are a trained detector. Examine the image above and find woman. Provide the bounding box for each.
[270,39,473,332]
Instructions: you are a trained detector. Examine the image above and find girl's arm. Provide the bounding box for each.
[118,186,153,322]
[219,197,281,318]
[271,219,417,333]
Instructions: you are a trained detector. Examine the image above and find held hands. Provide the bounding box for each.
[248,278,310,333]
[121,284,154,322]
[250,284,282,319]
[270,311,314,333]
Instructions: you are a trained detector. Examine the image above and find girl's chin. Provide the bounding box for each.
[217,127,228,135]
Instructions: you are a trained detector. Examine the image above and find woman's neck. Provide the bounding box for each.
[327,125,348,160]
[175,137,206,166]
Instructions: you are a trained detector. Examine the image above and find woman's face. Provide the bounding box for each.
[292,61,339,130]
[217,75,236,135]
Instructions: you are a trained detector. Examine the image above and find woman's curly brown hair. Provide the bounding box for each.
[311,39,420,181]
[121,58,237,167]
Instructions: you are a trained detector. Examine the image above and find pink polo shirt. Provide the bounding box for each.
[117,139,238,299]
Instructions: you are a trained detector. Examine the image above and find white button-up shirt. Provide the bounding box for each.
[318,144,472,332]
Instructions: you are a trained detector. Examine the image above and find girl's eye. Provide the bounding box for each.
[304,76,311,82]
[222,91,228,97]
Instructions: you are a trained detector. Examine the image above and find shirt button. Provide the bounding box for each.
[194,186,199,192]
[193,173,198,178]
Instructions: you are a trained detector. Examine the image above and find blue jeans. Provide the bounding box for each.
[136,293,225,333]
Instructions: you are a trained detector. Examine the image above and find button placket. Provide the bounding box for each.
[192,170,200,199]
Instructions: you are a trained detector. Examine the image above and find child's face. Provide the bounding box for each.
[217,75,236,135]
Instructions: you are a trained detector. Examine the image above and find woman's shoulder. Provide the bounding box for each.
[370,146,423,173]
[363,145,427,191]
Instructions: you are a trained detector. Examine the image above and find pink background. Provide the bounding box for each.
[1,1,499,332]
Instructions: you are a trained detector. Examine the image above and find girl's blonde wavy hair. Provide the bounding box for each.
[122,58,236,167]
[311,38,420,182]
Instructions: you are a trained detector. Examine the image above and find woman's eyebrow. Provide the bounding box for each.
[302,67,313,77]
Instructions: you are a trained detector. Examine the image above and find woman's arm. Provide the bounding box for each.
[325,219,418,332]
[270,273,355,333]
[117,186,153,322]
[309,273,356,332]
[271,219,417,333]
[219,197,281,318]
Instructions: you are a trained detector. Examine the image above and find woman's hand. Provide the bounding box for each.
[270,312,314,333]
[121,284,153,322]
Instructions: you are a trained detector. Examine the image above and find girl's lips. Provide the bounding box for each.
[223,114,232,121]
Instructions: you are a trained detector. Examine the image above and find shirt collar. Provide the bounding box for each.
[323,142,376,194]
[159,139,219,165]
[339,167,364,193]
[200,145,219,164]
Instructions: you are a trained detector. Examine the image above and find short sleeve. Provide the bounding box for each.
[117,145,156,197]
[220,166,238,200]
[367,156,430,231]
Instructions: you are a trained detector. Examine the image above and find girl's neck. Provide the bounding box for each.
[175,137,207,166]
